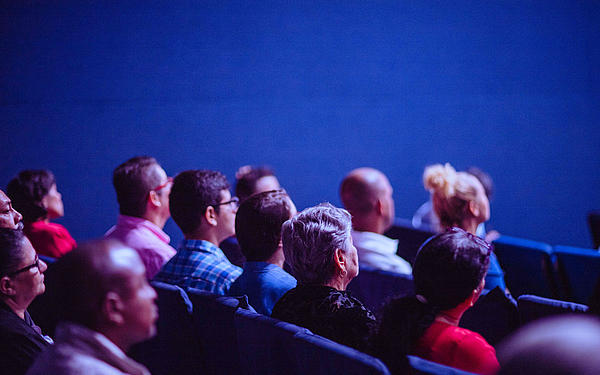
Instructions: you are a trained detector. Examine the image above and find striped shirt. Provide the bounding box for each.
[153,239,242,295]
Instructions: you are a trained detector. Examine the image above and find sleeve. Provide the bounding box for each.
[0,331,48,375]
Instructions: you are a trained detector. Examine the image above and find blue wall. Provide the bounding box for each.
[1,1,599,248]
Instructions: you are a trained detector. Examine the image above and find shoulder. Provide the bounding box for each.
[446,326,499,373]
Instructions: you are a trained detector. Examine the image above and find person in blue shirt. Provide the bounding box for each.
[228,190,297,315]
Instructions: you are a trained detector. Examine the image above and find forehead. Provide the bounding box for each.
[19,237,36,263]
[0,191,9,205]
[220,189,231,201]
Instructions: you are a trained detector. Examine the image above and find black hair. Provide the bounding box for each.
[6,169,56,222]
[112,156,163,217]
[235,190,293,262]
[0,228,26,277]
[235,166,276,202]
[169,170,230,235]
[374,228,491,373]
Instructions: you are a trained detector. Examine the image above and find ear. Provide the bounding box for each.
[333,248,347,274]
[374,199,384,216]
[41,195,50,210]
[148,190,162,208]
[204,206,218,227]
[469,278,486,306]
[102,291,125,325]
[468,200,480,217]
[0,276,16,296]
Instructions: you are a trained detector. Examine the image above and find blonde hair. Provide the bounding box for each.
[423,163,481,229]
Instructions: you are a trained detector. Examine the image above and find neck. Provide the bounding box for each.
[324,276,347,291]
[265,248,285,268]
[435,299,471,326]
[185,229,221,247]
[1,297,26,320]
[352,215,386,234]
[460,219,480,235]
[101,329,131,353]
[142,210,167,229]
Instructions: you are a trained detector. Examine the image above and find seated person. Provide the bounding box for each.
[423,163,506,291]
[228,190,297,315]
[104,156,176,279]
[26,239,156,375]
[374,228,499,375]
[7,170,76,258]
[340,167,411,274]
[271,203,376,352]
[221,165,281,267]
[153,170,242,294]
[0,229,51,375]
[0,189,23,230]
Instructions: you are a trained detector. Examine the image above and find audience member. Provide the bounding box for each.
[221,165,281,267]
[228,190,297,315]
[153,170,242,294]
[0,229,51,375]
[104,156,176,279]
[340,168,411,275]
[26,239,156,375]
[423,163,506,291]
[7,170,76,258]
[0,189,23,230]
[271,203,376,352]
[497,315,600,375]
[374,228,498,374]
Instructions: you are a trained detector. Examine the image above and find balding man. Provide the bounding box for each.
[340,168,411,275]
[26,240,157,375]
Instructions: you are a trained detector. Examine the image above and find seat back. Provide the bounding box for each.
[384,218,435,265]
[407,356,477,375]
[492,235,557,298]
[517,294,589,326]
[554,245,600,304]
[290,332,390,375]
[588,210,600,249]
[347,266,414,315]
[129,281,201,375]
[234,308,310,375]
[187,288,244,375]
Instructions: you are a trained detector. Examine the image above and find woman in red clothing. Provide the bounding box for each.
[7,170,76,258]
[374,228,499,375]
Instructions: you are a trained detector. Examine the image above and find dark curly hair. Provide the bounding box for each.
[6,170,56,222]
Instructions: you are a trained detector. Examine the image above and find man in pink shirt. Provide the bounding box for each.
[105,156,176,279]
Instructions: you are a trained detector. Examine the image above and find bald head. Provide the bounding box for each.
[340,168,395,233]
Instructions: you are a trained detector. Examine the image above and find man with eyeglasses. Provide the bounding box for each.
[153,170,242,295]
[105,156,176,279]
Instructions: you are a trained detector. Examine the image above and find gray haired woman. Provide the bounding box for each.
[271,203,376,352]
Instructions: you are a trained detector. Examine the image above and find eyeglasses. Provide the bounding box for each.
[8,255,41,276]
[151,177,173,192]
[211,197,240,209]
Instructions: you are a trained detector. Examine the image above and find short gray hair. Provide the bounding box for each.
[282,203,352,285]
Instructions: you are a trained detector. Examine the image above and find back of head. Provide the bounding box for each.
[0,228,26,280]
[112,156,162,217]
[235,165,277,202]
[339,167,384,216]
[423,163,480,229]
[235,190,294,262]
[7,169,55,222]
[169,170,230,235]
[466,166,494,200]
[498,315,600,375]
[281,203,352,285]
[375,228,491,372]
[53,239,137,330]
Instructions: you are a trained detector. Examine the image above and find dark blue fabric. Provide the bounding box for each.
[291,332,390,375]
[187,288,243,375]
[555,245,600,303]
[129,281,201,375]
[229,261,297,315]
[517,294,589,326]
[492,235,556,298]
[347,266,414,316]
[407,355,478,375]
[484,252,506,292]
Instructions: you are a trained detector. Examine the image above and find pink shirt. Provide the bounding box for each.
[104,215,176,279]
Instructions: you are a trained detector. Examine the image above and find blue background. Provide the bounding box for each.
[1,1,599,248]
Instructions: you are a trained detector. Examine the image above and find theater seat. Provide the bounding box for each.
[291,332,390,375]
[555,245,600,304]
[129,281,201,375]
[347,266,414,315]
[588,210,600,249]
[517,294,589,326]
[407,356,477,375]
[384,218,435,265]
[491,235,557,298]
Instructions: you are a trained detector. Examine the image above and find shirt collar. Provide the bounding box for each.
[116,215,170,244]
[351,230,399,250]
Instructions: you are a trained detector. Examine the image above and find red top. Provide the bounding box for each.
[413,320,499,375]
[24,221,77,258]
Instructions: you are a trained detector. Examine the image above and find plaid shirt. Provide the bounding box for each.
[153,239,242,295]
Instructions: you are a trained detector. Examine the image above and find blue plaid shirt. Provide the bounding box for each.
[153,239,242,295]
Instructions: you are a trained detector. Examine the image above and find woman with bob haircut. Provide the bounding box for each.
[7,170,76,258]
[271,203,376,352]
[374,228,499,374]
[423,163,506,291]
